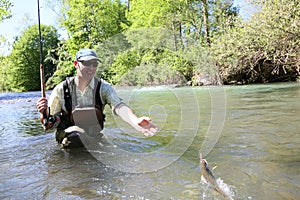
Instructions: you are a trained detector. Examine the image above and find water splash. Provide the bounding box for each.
[201,176,235,199]
[216,178,235,198]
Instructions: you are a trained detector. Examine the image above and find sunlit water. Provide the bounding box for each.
[0,83,299,199]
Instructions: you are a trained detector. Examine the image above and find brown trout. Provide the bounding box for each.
[200,153,233,199]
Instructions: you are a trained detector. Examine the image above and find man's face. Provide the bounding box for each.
[75,59,98,81]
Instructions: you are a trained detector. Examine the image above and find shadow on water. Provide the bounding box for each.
[0,83,299,199]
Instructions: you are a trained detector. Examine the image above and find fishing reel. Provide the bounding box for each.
[43,114,61,130]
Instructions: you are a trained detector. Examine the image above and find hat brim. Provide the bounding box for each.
[78,56,100,61]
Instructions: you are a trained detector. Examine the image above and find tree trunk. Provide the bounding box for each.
[202,0,210,46]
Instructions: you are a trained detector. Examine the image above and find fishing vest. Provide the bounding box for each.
[57,77,105,132]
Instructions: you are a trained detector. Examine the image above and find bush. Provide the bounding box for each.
[119,62,185,86]
[212,0,300,84]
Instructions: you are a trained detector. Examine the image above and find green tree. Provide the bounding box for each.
[0,55,12,91]
[45,0,129,87]
[45,40,75,89]
[212,0,300,83]
[109,49,140,84]
[127,0,188,50]
[62,0,129,52]
[128,0,174,28]
[7,24,59,91]
[105,27,194,85]
[120,0,239,86]
[94,32,131,81]
[0,0,13,21]
[127,0,238,47]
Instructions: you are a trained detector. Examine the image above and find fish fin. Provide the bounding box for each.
[212,165,218,171]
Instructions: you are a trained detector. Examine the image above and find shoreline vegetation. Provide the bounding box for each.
[1,79,299,96]
[0,0,299,92]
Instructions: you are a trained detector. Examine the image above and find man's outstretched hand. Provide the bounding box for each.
[137,117,159,137]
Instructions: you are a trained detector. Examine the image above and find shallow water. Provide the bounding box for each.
[0,83,299,199]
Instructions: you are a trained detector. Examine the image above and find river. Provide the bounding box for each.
[0,83,299,199]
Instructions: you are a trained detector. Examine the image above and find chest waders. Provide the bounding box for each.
[56,77,105,148]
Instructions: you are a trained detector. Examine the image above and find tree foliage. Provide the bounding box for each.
[7,25,59,91]
[128,0,176,28]
[2,0,298,91]
[212,0,300,84]
[0,0,13,21]
[101,27,194,85]
[94,32,131,81]
[62,0,129,52]
[45,40,75,89]
[0,55,12,91]
[44,0,130,87]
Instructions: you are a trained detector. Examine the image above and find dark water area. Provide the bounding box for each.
[0,83,299,199]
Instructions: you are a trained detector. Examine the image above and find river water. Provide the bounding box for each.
[0,83,299,200]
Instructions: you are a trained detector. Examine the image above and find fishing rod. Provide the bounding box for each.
[37,0,45,98]
[37,0,48,126]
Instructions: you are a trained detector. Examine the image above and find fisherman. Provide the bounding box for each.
[36,48,159,148]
